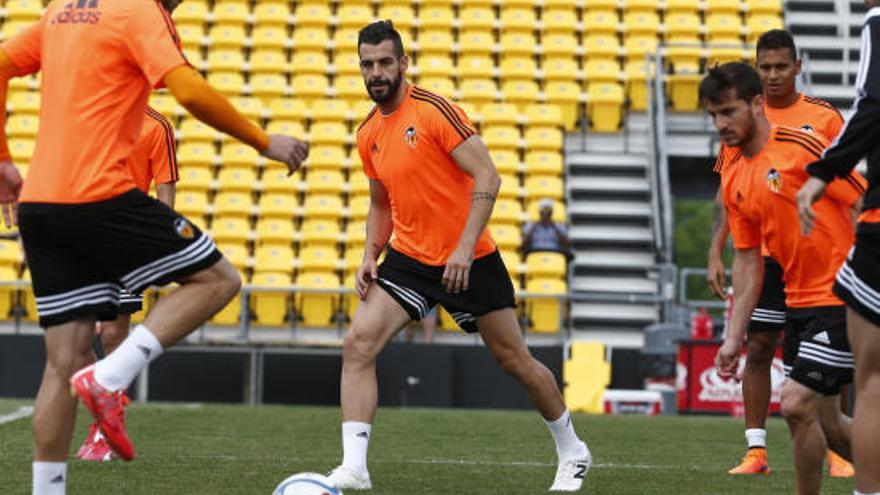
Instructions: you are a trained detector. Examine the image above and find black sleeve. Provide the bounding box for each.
[807,17,880,181]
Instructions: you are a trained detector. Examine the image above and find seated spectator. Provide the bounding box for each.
[522,199,572,259]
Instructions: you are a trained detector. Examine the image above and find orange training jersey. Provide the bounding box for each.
[127,107,179,193]
[723,126,865,308]
[1,0,187,203]
[356,84,496,266]
[714,93,844,174]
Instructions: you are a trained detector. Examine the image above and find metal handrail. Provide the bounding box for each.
[652,49,675,264]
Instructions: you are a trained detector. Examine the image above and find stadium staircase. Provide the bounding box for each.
[786,0,863,108]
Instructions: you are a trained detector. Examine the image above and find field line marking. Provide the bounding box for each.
[0,406,33,426]
[401,458,680,470]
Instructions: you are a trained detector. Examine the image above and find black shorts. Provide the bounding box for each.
[376,247,516,333]
[786,306,853,396]
[118,290,143,315]
[749,257,786,332]
[19,189,222,327]
[834,228,880,327]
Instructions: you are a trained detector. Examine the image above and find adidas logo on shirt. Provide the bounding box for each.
[812,331,831,345]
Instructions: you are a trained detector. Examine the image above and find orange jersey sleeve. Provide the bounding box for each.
[1,16,44,76]
[411,87,477,153]
[124,1,187,88]
[145,108,178,185]
[357,106,379,180]
[713,143,741,174]
[825,171,867,207]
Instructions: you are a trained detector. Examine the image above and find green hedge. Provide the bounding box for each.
[674,198,733,304]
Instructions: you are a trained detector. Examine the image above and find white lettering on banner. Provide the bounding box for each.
[697,357,786,403]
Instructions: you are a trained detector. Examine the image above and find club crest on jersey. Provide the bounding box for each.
[174,218,195,240]
[766,168,783,193]
[800,124,815,134]
[404,126,418,147]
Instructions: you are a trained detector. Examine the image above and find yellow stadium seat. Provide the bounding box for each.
[336,5,373,29]
[207,49,245,73]
[624,35,660,62]
[335,75,368,103]
[665,0,700,13]
[418,30,455,56]
[542,57,579,84]
[498,174,521,199]
[305,170,345,195]
[333,51,362,77]
[493,198,524,224]
[208,25,246,50]
[708,46,748,66]
[261,168,299,195]
[419,56,455,78]
[499,249,523,278]
[584,0,618,10]
[269,99,308,121]
[255,245,295,274]
[525,151,564,177]
[524,104,563,128]
[251,74,289,103]
[564,341,612,414]
[206,71,245,97]
[342,245,364,272]
[258,193,298,219]
[149,94,177,119]
[706,14,744,43]
[174,23,203,51]
[302,194,344,220]
[175,192,210,220]
[459,78,498,107]
[299,246,339,273]
[303,145,345,172]
[230,96,264,120]
[309,122,348,147]
[220,143,260,169]
[376,5,415,30]
[290,74,328,104]
[583,35,621,61]
[745,0,782,14]
[289,51,330,76]
[624,60,654,112]
[481,103,520,127]
[251,271,292,325]
[310,99,350,124]
[540,9,576,35]
[10,91,39,115]
[526,251,567,280]
[212,270,245,325]
[457,102,481,124]
[420,7,455,30]
[217,167,257,192]
[178,167,213,194]
[525,278,566,332]
[542,34,579,58]
[7,115,38,138]
[292,28,330,51]
[746,14,784,42]
[294,3,331,28]
[342,272,360,321]
[587,83,625,132]
[214,192,253,218]
[252,27,288,51]
[300,219,341,248]
[482,126,521,152]
[253,3,290,27]
[665,13,702,42]
[459,31,496,57]
[501,80,540,114]
[499,57,537,83]
[183,48,204,69]
[545,81,582,131]
[489,224,523,251]
[172,0,209,24]
[212,216,252,244]
[255,218,295,245]
[179,119,218,145]
[217,243,250,271]
[626,0,660,12]
[212,2,249,26]
[349,170,370,197]
[489,150,520,175]
[0,240,22,269]
[1,21,31,43]
[584,59,621,87]
[294,271,340,327]
[524,175,565,202]
[623,12,660,37]
[524,127,564,153]
[8,138,34,163]
[583,11,620,36]
[333,28,360,53]
[347,195,371,221]
[343,220,367,248]
[456,56,493,81]
[0,265,18,319]
[499,33,537,58]
[706,0,743,14]
[459,7,496,31]
[500,8,537,32]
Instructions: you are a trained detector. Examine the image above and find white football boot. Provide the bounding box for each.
[549,442,592,492]
[327,465,372,490]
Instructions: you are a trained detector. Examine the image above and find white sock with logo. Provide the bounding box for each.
[341,421,372,474]
[33,462,66,495]
[94,324,163,391]
[745,428,767,449]
[544,410,586,460]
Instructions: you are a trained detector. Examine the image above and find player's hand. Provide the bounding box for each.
[0,160,22,228]
[714,339,741,380]
[355,257,378,300]
[442,246,473,294]
[796,176,828,235]
[706,254,727,300]
[261,134,309,176]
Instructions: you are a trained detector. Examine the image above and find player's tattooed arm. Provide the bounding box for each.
[472,191,496,203]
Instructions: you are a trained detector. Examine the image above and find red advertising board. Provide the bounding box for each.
[677,339,785,414]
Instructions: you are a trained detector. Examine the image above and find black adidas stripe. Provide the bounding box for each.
[412,86,474,135]
[154,1,185,60]
[846,173,866,194]
[774,137,823,159]
[411,87,475,139]
[145,107,178,181]
[776,128,826,157]
[357,106,378,133]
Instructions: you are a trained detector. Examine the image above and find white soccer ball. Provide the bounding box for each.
[272,472,343,495]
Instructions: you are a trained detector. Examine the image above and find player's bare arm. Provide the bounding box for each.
[162,66,309,174]
[715,246,763,379]
[707,187,731,299]
[0,51,25,227]
[358,179,393,299]
[445,135,501,294]
[156,182,175,210]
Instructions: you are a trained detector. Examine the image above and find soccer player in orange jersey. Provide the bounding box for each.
[797,1,880,492]
[703,63,864,495]
[0,0,308,492]
[76,106,179,462]
[325,21,590,492]
[706,30,854,476]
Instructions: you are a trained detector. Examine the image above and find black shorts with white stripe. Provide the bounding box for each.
[118,289,143,315]
[834,228,880,327]
[375,247,516,333]
[19,189,222,328]
[750,257,787,332]
[787,306,853,395]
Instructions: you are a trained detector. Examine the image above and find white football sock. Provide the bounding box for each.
[341,421,372,474]
[94,324,163,391]
[544,410,586,460]
[745,428,767,449]
[854,492,880,495]
[33,462,66,495]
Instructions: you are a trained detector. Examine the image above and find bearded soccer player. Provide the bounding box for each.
[703,63,864,495]
[0,0,308,492]
[325,21,590,492]
[76,106,179,462]
[797,1,880,492]
[706,29,853,476]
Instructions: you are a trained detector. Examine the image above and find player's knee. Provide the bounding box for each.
[745,339,775,368]
[780,388,811,423]
[208,259,241,304]
[342,326,379,365]
[45,346,92,380]
[494,349,530,377]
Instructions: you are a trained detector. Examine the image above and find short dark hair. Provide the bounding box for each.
[699,62,763,105]
[756,29,798,61]
[358,20,404,58]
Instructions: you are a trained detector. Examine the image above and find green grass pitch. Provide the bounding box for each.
[0,399,853,494]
